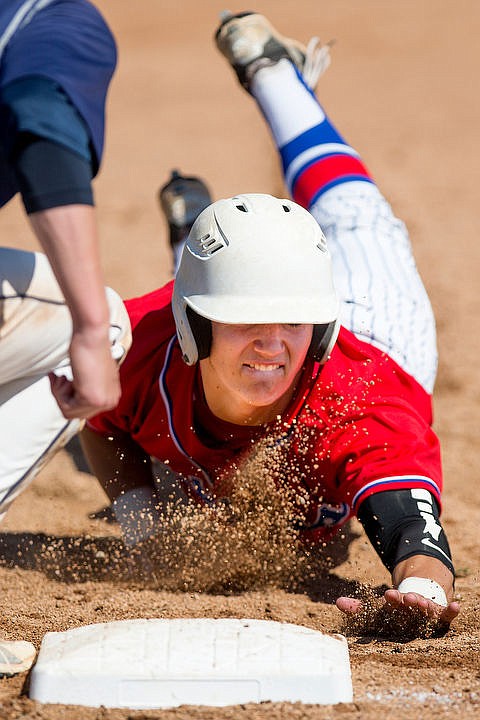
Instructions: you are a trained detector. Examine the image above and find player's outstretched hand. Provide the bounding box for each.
[384,588,459,624]
[49,330,121,420]
[336,590,460,635]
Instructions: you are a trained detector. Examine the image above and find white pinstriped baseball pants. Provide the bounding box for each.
[309,181,437,394]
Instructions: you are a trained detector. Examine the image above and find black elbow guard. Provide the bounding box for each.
[357,488,454,575]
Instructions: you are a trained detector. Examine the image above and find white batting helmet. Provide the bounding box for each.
[172,193,340,365]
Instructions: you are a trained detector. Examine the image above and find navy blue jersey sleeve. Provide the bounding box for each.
[0,0,116,209]
[0,75,93,209]
[0,76,92,162]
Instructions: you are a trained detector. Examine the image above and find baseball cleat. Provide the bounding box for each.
[0,640,36,677]
[215,11,333,92]
[158,170,212,272]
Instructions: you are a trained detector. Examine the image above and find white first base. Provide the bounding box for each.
[29,618,352,709]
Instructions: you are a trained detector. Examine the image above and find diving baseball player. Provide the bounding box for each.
[82,12,459,630]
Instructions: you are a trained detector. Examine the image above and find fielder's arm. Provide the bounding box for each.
[8,81,121,419]
[30,205,121,420]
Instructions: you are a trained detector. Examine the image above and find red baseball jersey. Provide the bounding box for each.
[88,281,442,542]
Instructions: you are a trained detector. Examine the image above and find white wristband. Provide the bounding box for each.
[397,577,448,607]
[112,487,161,547]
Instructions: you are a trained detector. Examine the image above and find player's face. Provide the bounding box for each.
[200,322,313,425]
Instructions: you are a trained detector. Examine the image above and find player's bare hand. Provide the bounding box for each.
[49,330,121,419]
[383,588,460,624]
[336,590,460,637]
[337,592,459,622]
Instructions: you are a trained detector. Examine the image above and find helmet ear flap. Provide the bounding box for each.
[185,306,212,360]
[308,319,340,363]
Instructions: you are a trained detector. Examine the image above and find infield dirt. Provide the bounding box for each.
[1,1,479,718]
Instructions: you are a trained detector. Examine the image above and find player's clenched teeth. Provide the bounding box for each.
[244,363,283,371]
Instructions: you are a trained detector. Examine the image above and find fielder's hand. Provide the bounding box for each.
[49,329,121,419]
